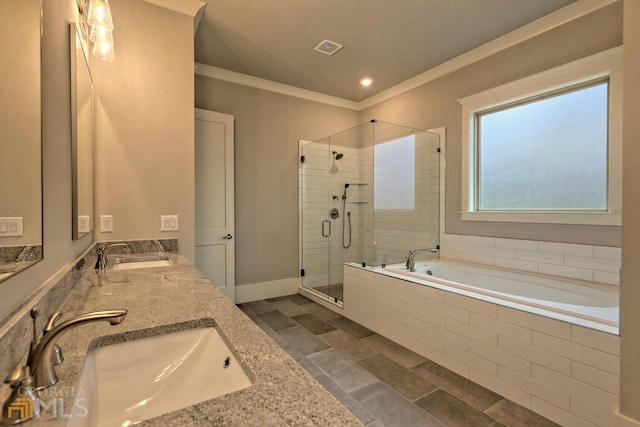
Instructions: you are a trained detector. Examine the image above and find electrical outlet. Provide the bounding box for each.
[78,215,91,233]
[161,215,179,231]
[100,215,113,233]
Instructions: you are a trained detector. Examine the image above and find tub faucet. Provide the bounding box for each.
[27,309,128,389]
[406,248,438,272]
[95,243,128,269]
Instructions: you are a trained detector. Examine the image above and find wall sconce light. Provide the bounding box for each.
[87,0,115,61]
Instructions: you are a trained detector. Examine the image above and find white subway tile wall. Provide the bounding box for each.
[300,143,363,289]
[440,234,621,285]
[368,131,440,265]
[343,265,621,427]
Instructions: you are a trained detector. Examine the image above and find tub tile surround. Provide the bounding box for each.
[439,234,622,286]
[0,241,360,426]
[343,265,621,426]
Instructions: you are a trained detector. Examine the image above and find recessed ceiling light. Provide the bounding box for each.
[313,39,343,56]
[360,78,373,87]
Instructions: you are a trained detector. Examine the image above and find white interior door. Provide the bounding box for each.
[195,109,235,302]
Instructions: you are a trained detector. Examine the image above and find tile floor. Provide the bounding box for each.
[239,294,560,427]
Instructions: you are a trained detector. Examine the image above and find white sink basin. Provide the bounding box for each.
[111,257,171,270]
[67,327,253,427]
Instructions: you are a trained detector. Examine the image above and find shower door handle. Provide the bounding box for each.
[321,220,331,238]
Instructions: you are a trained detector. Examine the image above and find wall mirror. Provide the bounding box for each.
[70,22,95,240]
[0,0,43,283]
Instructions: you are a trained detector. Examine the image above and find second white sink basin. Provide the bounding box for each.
[68,327,253,427]
[111,255,171,271]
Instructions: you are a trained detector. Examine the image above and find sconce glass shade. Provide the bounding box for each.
[92,30,115,62]
[89,24,110,43]
[88,0,114,31]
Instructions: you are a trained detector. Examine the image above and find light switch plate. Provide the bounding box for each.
[161,215,179,231]
[0,217,23,237]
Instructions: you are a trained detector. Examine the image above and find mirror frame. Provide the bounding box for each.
[70,22,95,240]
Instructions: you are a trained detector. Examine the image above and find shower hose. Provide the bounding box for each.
[342,199,351,249]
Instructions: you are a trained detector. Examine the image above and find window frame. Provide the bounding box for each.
[458,47,622,226]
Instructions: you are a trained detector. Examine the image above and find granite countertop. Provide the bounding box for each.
[26,253,363,426]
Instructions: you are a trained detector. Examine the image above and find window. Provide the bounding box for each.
[374,135,415,209]
[459,47,622,225]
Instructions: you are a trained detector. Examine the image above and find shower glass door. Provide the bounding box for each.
[300,137,336,302]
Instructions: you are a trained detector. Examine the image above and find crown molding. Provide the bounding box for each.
[194,63,360,110]
[142,0,207,33]
[195,0,620,112]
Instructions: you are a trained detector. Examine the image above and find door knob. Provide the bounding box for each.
[223,234,233,240]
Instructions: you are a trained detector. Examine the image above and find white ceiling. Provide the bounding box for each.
[194,0,577,102]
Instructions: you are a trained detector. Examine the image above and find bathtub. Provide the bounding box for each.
[375,260,619,330]
[341,260,620,425]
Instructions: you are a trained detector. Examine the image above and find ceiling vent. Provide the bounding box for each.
[313,39,343,56]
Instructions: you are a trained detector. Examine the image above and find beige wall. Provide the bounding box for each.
[0,0,42,246]
[195,77,359,285]
[0,0,94,322]
[620,0,640,420]
[361,2,623,247]
[93,0,196,261]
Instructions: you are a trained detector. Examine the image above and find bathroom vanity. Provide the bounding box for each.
[0,248,362,426]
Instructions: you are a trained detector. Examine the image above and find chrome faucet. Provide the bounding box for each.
[406,248,438,272]
[95,243,128,269]
[27,309,127,389]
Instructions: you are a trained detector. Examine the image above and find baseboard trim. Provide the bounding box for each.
[235,277,299,303]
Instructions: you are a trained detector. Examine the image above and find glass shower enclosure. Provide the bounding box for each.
[299,120,440,305]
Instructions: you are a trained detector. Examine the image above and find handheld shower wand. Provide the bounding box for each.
[342,183,349,199]
[342,183,351,249]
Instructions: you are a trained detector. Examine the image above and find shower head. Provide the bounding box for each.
[332,151,344,160]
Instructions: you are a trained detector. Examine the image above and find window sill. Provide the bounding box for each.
[461,211,621,226]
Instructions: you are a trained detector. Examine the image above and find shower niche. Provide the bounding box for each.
[299,120,441,305]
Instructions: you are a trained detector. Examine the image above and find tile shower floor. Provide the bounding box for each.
[239,294,560,427]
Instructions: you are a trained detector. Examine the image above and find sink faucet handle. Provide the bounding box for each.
[43,311,62,333]
[2,365,41,424]
[43,312,64,366]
